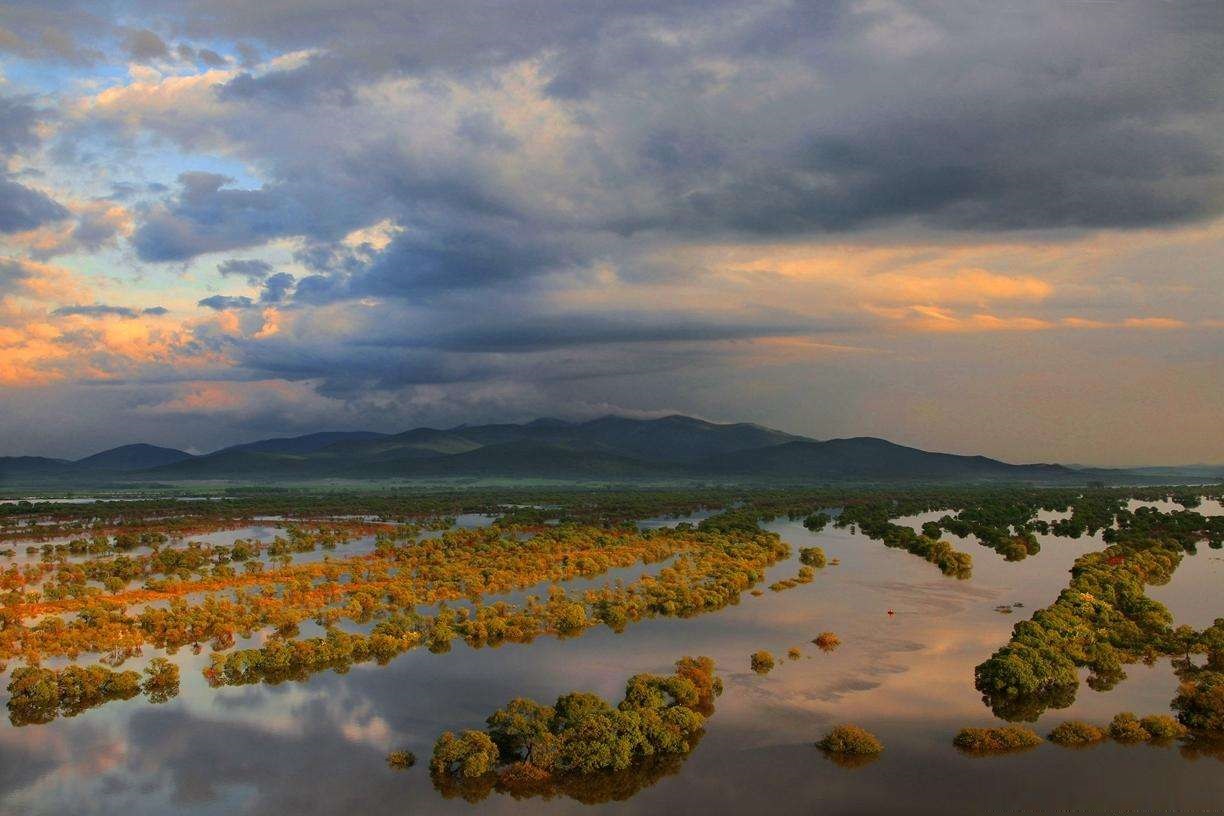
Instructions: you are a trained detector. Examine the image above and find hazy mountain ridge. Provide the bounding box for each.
[75,444,194,471]
[0,415,1216,486]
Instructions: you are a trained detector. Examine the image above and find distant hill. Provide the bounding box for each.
[75,443,193,471]
[358,441,670,479]
[0,415,1215,487]
[129,416,1083,484]
[551,415,803,462]
[211,431,390,457]
[0,456,79,481]
[318,415,804,466]
[695,437,1074,480]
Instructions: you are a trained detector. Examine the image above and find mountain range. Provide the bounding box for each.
[0,415,1216,487]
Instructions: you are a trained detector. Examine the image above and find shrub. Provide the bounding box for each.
[1108,713,1151,743]
[750,651,774,674]
[818,724,883,755]
[813,632,841,651]
[799,547,826,568]
[953,725,1041,754]
[387,749,417,769]
[1047,720,1107,747]
[787,648,802,660]
[1138,714,1188,740]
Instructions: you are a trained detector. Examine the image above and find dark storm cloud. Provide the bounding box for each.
[175,0,719,99]
[112,0,1224,277]
[197,294,254,310]
[217,60,358,106]
[131,170,386,261]
[5,0,1221,461]
[208,295,833,397]
[132,173,310,261]
[217,257,274,282]
[357,223,568,295]
[0,178,68,233]
[259,271,295,302]
[419,312,815,353]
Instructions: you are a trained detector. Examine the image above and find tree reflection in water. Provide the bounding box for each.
[432,733,703,804]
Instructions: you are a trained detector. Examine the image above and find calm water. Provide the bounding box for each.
[1,503,1222,815]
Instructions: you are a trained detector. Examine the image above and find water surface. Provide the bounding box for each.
[1,506,1221,815]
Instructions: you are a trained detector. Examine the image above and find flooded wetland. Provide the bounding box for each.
[0,488,1221,815]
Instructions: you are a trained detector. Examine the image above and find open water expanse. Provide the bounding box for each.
[1,500,1221,815]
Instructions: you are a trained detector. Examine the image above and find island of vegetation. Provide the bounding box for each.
[1046,720,1108,747]
[952,725,1042,754]
[428,656,720,802]
[813,632,841,651]
[817,724,884,756]
[750,650,775,674]
[973,502,1223,723]
[386,750,416,769]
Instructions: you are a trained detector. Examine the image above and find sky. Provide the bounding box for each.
[0,0,1221,466]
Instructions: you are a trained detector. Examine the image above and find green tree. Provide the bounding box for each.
[431,730,500,778]
[486,698,555,763]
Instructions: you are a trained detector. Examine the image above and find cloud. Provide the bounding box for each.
[218,258,274,282]
[47,303,167,319]
[198,48,227,68]
[259,272,296,303]
[0,94,45,156]
[0,7,106,64]
[123,28,169,63]
[871,305,1202,334]
[0,0,1221,465]
[130,171,363,261]
[52,304,140,318]
[0,257,88,302]
[198,294,255,310]
[349,222,570,297]
[99,0,1224,307]
[11,199,133,259]
[1121,317,1187,330]
[0,180,69,233]
[0,274,221,388]
[414,311,815,353]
